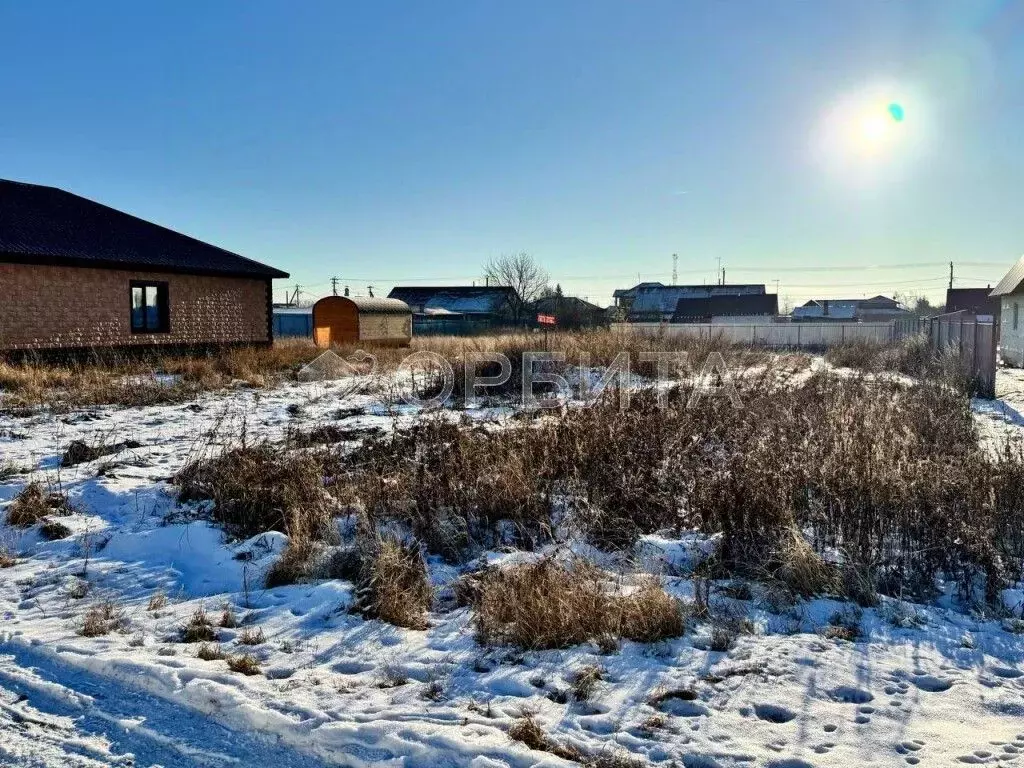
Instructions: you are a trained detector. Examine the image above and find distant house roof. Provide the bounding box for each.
[946,287,998,315]
[0,179,288,279]
[613,281,664,300]
[791,295,906,321]
[534,295,604,313]
[627,284,766,321]
[991,256,1024,297]
[671,294,779,323]
[387,286,518,315]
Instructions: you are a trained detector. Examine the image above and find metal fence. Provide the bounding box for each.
[614,317,998,398]
[611,322,895,346]
[894,313,997,398]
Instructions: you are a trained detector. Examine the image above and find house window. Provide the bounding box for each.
[130,281,170,333]
[1015,302,1019,332]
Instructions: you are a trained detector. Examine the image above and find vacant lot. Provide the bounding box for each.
[1,334,1022,767]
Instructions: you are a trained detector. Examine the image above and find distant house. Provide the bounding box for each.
[532,295,607,329]
[791,295,909,323]
[671,294,779,324]
[0,179,288,353]
[625,284,767,323]
[612,281,664,312]
[990,256,1024,366]
[387,285,520,334]
[946,287,997,320]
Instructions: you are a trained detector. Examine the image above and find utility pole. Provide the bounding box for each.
[774,279,780,295]
[672,253,678,285]
[331,276,339,296]
[721,267,726,285]
[949,261,954,290]
[716,257,721,286]
[292,283,301,306]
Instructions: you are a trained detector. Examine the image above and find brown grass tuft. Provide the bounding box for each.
[474,557,684,650]
[80,600,127,637]
[196,643,226,661]
[180,607,218,643]
[226,653,262,676]
[356,537,433,630]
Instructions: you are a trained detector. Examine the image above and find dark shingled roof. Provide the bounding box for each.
[671,294,779,323]
[0,179,288,279]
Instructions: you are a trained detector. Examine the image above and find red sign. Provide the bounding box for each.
[537,314,557,326]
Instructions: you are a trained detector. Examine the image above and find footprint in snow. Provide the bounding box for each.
[910,674,954,693]
[753,704,796,724]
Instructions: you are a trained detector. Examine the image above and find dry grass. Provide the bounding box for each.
[147,591,168,612]
[237,626,266,645]
[570,665,605,702]
[226,653,262,676]
[474,557,684,650]
[356,537,433,630]
[219,606,238,628]
[39,519,72,540]
[264,538,322,588]
[0,549,15,568]
[176,444,335,540]
[0,339,323,411]
[508,714,585,763]
[80,600,127,637]
[180,607,218,643]
[7,482,70,527]
[195,643,226,661]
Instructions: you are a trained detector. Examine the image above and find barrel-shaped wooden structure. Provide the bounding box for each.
[311,296,412,348]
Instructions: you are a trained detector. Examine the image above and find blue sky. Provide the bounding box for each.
[2,0,1023,306]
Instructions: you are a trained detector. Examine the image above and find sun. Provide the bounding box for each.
[813,85,922,184]
[853,102,904,155]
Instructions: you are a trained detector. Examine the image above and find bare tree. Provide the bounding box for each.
[483,252,550,325]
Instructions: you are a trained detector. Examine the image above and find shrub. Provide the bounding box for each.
[219,606,238,628]
[473,557,684,650]
[355,537,433,630]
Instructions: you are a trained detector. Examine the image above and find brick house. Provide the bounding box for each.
[0,180,288,353]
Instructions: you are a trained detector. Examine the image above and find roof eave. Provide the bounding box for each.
[0,251,289,280]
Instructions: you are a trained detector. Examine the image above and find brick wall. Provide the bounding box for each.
[0,263,269,350]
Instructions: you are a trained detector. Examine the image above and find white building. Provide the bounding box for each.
[991,255,1024,366]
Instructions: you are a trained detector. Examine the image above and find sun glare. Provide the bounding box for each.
[814,84,923,185]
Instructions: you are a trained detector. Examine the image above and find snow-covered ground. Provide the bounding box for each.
[1,370,1023,767]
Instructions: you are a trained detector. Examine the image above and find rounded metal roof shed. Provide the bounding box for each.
[312,296,412,348]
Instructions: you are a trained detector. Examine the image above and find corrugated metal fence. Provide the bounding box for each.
[611,322,894,346]
[614,317,998,398]
[893,314,997,398]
